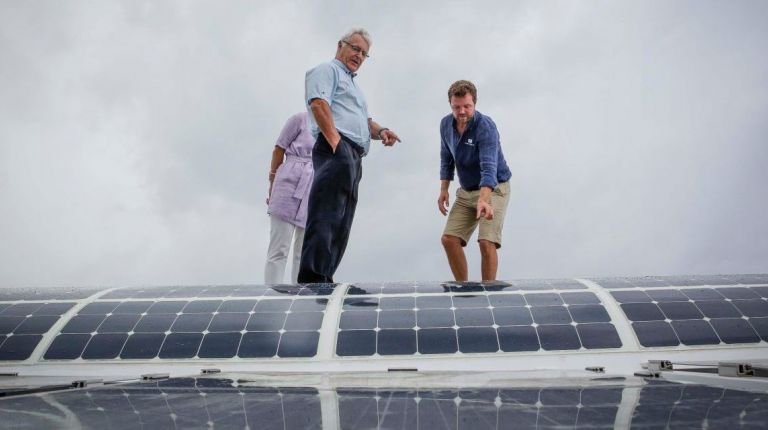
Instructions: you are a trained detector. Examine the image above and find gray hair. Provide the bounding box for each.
[340,28,372,48]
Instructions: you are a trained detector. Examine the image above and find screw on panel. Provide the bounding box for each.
[634,370,661,378]
[71,379,103,388]
[141,373,170,381]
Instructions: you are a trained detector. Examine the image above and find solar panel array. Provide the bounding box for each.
[0,302,74,361]
[1,377,766,429]
[348,280,587,295]
[44,298,327,360]
[610,286,768,347]
[2,276,767,362]
[337,282,621,356]
[588,274,768,289]
[0,379,322,429]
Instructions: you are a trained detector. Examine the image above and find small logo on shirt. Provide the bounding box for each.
[464,138,474,146]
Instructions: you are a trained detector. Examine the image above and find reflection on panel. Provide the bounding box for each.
[337,290,621,356]
[1,378,767,429]
[100,284,338,299]
[611,288,768,347]
[44,298,327,360]
[590,274,768,289]
[348,280,587,296]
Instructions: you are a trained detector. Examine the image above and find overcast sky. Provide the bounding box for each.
[1,0,766,288]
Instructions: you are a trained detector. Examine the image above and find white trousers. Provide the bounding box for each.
[264,216,305,284]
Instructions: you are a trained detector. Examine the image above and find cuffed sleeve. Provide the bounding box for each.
[305,63,337,106]
[477,117,500,189]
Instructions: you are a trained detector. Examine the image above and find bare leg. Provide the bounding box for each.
[442,235,468,282]
[479,239,498,281]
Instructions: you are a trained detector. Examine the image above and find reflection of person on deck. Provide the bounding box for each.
[298,28,401,283]
[265,112,314,284]
[438,80,512,282]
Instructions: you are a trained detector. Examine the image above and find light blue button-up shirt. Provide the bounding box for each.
[305,59,371,155]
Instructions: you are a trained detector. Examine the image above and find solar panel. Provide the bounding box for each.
[611,287,767,347]
[0,301,75,361]
[44,298,328,360]
[336,287,622,356]
[592,275,768,290]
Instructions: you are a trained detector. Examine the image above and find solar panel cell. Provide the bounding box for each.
[45,334,91,359]
[0,334,42,360]
[198,332,241,358]
[497,325,540,352]
[13,315,59,334]
[238,331,280,357]
[377,310,415,329]
[537,325,580,350]
[416,309,455,328]
[633,321,680,347]
[457,327,498,353]
[671,320,720,345]
[336,330,376,356]
[82,333,128,359]
[709,319,761,344]
[658,302,703,320]
[568,305,611,323]
[492,307,533,326]
[454,308,494,326]
[731,299,768,317]
[695,300,742,318]
[377,329,416,355]
[133,314,176,333]
[277,331,319,357]
[488,294,526,307]
[339,311,377,330]
[530,306,572,324]
[159,333,203,358]
[417,328,458,354]
[284,311,324,331]
[120,333,165,359]
[621,303,665,321]
[208,313,249,332]
[62,314,106,333]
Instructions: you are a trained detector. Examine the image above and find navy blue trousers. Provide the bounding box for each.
[297,133,363,283]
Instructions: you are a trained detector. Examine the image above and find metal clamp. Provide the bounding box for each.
[718,362,754,377]
[647,360,673,372]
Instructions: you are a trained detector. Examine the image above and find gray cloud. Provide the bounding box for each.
[1,0,766,287]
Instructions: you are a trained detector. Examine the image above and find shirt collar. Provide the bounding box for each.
[332,59,357,78]
[452,111,479,131]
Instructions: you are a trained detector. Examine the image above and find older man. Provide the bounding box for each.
[298,28,401,283]
[438,80,512,281]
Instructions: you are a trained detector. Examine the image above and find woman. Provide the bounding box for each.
[265,112,314,284]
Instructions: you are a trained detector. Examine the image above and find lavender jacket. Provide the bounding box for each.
[267,112,315,228]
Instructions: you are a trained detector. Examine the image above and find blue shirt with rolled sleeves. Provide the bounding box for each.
[440,111,512,191]
[305,59,371,155]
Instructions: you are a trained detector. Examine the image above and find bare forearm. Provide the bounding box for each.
[270,146,286,174]
[309,99,340,146]
[441,180,451,192]
[479,187,493,204]
[369,119,383,140]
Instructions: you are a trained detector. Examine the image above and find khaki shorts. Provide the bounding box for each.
[443,181,510,248]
